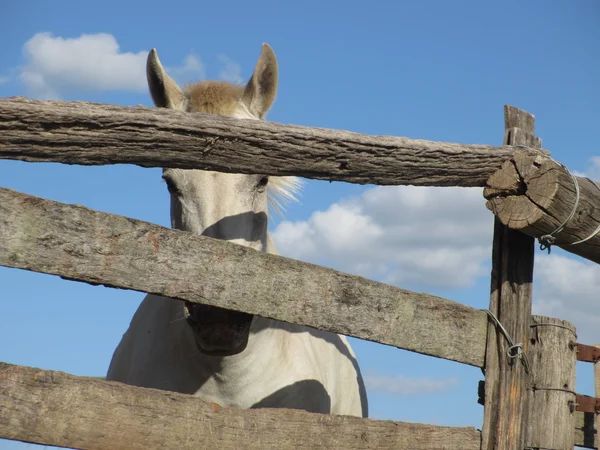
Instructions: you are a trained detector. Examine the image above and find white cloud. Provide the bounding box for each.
[168,53,206,85]
[19,32,205,100]
[573,156,600,181]
[273,186,493,288]
[533,253,600,344]
[218,55,243,84]
[20,32,147,99]
[365,370,459,396]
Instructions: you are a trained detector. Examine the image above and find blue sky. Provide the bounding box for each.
[1,1,599,448]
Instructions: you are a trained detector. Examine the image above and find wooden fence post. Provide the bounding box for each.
[526,316,576,449]
[481,106,540,449]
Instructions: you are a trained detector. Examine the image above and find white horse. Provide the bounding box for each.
[107,44,368,417]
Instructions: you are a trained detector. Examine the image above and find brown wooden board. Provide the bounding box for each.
[0,362,482,450]
[0,96,545,187]
[0,187,488,366]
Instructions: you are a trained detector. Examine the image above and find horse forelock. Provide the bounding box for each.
[185,81,243,116]
[183,80,303,220]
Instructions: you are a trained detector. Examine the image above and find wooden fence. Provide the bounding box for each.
[1,96,599,449]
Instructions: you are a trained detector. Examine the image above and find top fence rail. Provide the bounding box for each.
[0,97,546,187]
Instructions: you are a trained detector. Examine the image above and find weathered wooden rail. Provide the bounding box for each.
[486,151,600,265]
[1,97,598,449]
[0,362,481,450]
[0,97,544,186]
[0,186,487,367]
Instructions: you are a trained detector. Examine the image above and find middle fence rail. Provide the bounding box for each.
[0,186,488,367]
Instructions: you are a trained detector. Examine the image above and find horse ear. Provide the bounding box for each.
[242,43,278,119]
[146,48,186,109]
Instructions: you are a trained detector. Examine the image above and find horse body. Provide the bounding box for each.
[106,44,368,418]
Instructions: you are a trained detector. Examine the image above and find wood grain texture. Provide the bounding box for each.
[526,316,577,449]
[575,411,596,448]
[0,362,482,450]
[0,187,488,367]
[481,105,538,450]
[485,150,600,265]
[0,96,546,187]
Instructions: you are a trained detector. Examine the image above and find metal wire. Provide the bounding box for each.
[482,309,531,374]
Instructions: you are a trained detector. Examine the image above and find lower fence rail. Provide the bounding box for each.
[0,362,481,450]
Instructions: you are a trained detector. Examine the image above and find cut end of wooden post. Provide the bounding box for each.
[484,151,559,230]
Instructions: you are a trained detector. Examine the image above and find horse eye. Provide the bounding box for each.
[257,176,269,187]
[162,175,180,195]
